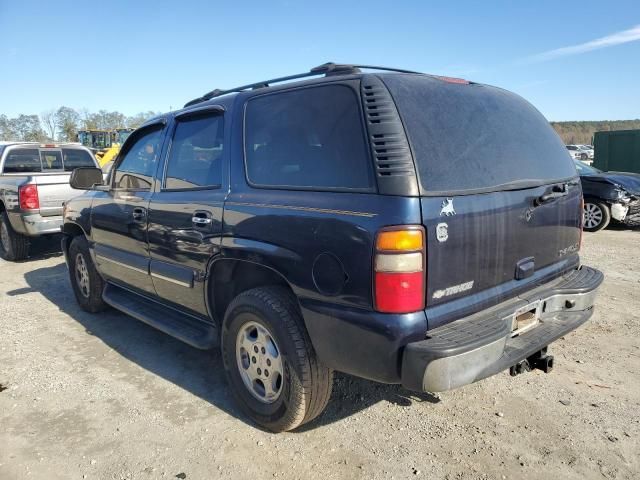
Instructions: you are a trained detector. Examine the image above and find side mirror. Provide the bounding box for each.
[70,167,104,190]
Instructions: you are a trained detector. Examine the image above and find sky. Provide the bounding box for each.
[0,0,639,121]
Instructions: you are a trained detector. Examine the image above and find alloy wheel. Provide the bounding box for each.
[583,203,603,230]
[75,253,91,298]
[235,320,284,404]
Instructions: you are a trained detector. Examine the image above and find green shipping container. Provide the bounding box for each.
[593,129,640,173]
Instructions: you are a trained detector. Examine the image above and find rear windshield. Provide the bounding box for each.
[382,75,577,194]
[2,147,94,173]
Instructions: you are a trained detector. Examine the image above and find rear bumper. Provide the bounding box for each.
[8,212,63,236]
[401,266,603,392]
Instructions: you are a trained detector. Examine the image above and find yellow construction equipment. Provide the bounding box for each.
[77,128,133,166]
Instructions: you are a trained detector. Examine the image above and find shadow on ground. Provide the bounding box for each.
[14,240,438,432]
[19,233,64,262]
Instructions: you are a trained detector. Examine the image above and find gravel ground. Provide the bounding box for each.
[1,228,639,480]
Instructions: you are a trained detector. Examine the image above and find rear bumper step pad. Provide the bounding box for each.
[401,266,603,392]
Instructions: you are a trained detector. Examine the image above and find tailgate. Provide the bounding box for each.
[422,186,582,328]
[34,174,79,216]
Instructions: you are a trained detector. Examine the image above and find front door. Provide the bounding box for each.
[147,108,227,316]
[91,124,166,296]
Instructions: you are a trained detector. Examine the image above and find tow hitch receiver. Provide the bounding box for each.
[509,347,554,377]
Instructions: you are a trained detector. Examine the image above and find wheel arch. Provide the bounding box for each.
[61,222,88,257]
[206,257,299,327]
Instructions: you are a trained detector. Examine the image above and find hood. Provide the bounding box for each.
[582,172,640,195]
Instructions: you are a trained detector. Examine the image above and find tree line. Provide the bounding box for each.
[2,108,639,147]
[551,120,640,145]
[0,107,161,143]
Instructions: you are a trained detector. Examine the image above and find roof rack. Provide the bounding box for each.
[183,62,422,108]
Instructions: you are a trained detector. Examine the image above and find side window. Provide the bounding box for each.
[244,85,373,190]
[2,148,42,173]
[113,127,164,190]
[164,114,224,190]
[40,151,63,171]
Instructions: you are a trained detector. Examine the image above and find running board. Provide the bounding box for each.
[103,283,218,349]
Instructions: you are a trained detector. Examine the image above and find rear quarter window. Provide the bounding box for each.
[244,84,373,191]
[382,74,577,194]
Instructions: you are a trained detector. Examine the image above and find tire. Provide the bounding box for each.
[583,201,611,232]
[0,211,30,261]
[221,286,333,432]
[68,236,107,312]
[580,153,588,160]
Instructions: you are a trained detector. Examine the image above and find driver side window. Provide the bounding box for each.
[114,127,164,190]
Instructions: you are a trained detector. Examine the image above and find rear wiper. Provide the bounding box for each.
[534,183,570,206]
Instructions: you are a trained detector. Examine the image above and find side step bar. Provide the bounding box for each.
[103,283,218,349]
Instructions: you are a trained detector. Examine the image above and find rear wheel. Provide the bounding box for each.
[68,236,107,312]
[583,201,610,232]
[580,152,588,160]
[221,286,333,432]
[0,211,30,261]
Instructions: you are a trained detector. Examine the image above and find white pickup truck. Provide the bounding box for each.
[0,142,99,261]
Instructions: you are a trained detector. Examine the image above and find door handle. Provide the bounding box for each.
[132,207,147,222]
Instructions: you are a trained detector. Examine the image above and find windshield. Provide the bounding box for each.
[573,160,601,175]
[382,74,577,194]
[116,130,132,145]
[79,131,110,149]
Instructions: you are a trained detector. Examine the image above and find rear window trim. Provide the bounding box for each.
[418,175,580,197]
[241,82,378,194]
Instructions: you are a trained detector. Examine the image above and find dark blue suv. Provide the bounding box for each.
[62,63,603,432]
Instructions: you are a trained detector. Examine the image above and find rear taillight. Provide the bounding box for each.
[19,184,39,210]
[374,227,425,313]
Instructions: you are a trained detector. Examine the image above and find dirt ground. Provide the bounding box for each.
[1,227,639,480]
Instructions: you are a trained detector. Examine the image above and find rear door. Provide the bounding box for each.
[146,107,227,316]
[90,124,166,296]
[382,74,582,328]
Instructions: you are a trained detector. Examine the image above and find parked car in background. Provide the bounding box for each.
[0,142,99,260]
[61,63,602,432]
[578,145,594,159]
[566,144,590,161]
[574,160,640,231]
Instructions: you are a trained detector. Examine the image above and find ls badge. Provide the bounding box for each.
[440,198,456,216]
[436,222,449,242]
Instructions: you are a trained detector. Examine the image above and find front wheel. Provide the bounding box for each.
[68,236,107,312]
[583,201,611,232]
[580,153,588,160]
[221,286,333,432]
